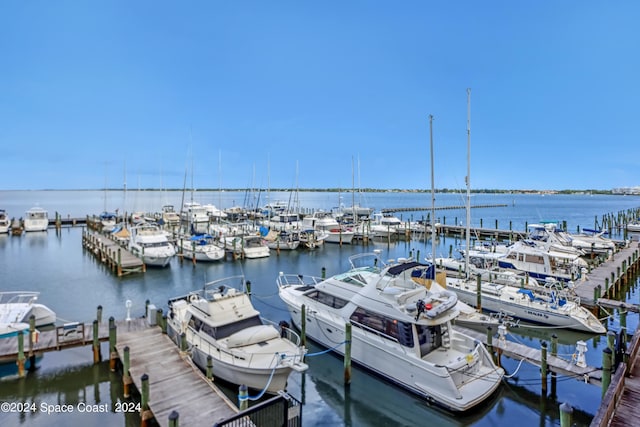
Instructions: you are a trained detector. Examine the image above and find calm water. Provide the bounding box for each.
[1,191,640,426]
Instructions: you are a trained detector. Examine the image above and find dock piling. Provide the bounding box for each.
[344,323,352,386]
[123,346,132,398]
[16,331,25,378]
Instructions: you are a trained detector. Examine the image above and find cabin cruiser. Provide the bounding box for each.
[129,223,176,267]
[444,274,606,334]
[300,211,355,244]
[23,207,49,232]
[0,209,10,234]
[276,252,504,412]
[0,291,56,327]
[175,233,225,262]
[167,275,308,393]
[467,240,588,285]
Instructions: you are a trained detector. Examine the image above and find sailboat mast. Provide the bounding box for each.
[465,88,471,278]
[429,115,436,260]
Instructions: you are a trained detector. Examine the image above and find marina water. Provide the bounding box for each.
[1,190,639,426]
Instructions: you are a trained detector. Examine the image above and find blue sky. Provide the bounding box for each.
[1,1,638,191]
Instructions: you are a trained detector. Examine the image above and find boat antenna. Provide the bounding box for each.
[465,88,471,279]
[429,114,436,261]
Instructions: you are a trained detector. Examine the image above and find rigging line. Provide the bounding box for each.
[503,358,526,378]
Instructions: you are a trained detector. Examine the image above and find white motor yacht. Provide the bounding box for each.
[129,223,176,267]
[23,207,49,232]
[167,275,308,393]
[276,252,504,412]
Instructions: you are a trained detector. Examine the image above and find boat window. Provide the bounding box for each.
[188,315,203,332]
[349,307,413,347]
[415,324,442,357]
[527,255,545,265]
[215,315,263,339]
[306,290,348,309]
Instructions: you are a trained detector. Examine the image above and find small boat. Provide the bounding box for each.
[277,252,504,412]
[261,228,301,251]
[0,291,56,327]
[23,207,49,232]
[129,223,176,267]
[175,233,225,262]
[0,209,10,234]
[627,220,640,233]
[167,275,308,393]
[99,211,118,233]
[224,234,270,259]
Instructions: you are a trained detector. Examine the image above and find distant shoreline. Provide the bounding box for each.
[2,188,638,195]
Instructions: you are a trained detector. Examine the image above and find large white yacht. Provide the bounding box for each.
[175,233,225,262]
[129,223,176,267]
[276,252,504,412]
[167,275,308,393]
[23,207,49,232]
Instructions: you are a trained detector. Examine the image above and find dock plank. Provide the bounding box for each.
[116,326,238,427]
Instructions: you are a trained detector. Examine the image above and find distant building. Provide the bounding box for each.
[612,187,640,195]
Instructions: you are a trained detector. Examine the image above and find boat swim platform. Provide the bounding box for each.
[453,325,604,386]
[82,230,146,276]
[116,325,239,427]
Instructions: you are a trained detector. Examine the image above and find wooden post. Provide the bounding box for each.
[206,355,214,381]
[551,334,558,397]
[246,281,252,300]
[541,341,548,396]
[123,346,132,398]
[559,402,573,427]
[168,411,179,427]
[486,326,493,355]
[28,314,36,371]
[109,324,117,372]
[140,373,154,426]
[476,274,482,311]
[161,315,167,334]
[301,304,307,347]
[97,305,103,324]
[92,319,101,363]
[344,323,352,386]
[156,308,163,329]
[16,330,26,378]
[602,348,612,398]
[239,384,248,410]
[321,267,326,279]
[180,332,187,352]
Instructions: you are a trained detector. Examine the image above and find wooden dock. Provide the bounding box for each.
[590,328,640,427]
[82,230,146,276]
[573,242,640,309]
[454,325,604,385]
[116,324,239,427]
[0,318,150,363]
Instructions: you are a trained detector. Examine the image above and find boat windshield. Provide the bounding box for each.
[189,314,263,340]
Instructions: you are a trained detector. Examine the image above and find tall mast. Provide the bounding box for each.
[429,114,436,261]
[465,88,471,278]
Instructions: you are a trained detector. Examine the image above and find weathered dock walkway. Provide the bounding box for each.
[0,318,149,363]
[82,230,146,276]
[116,325,238,427]
[573,242,640,309]
[590,328,640,427]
